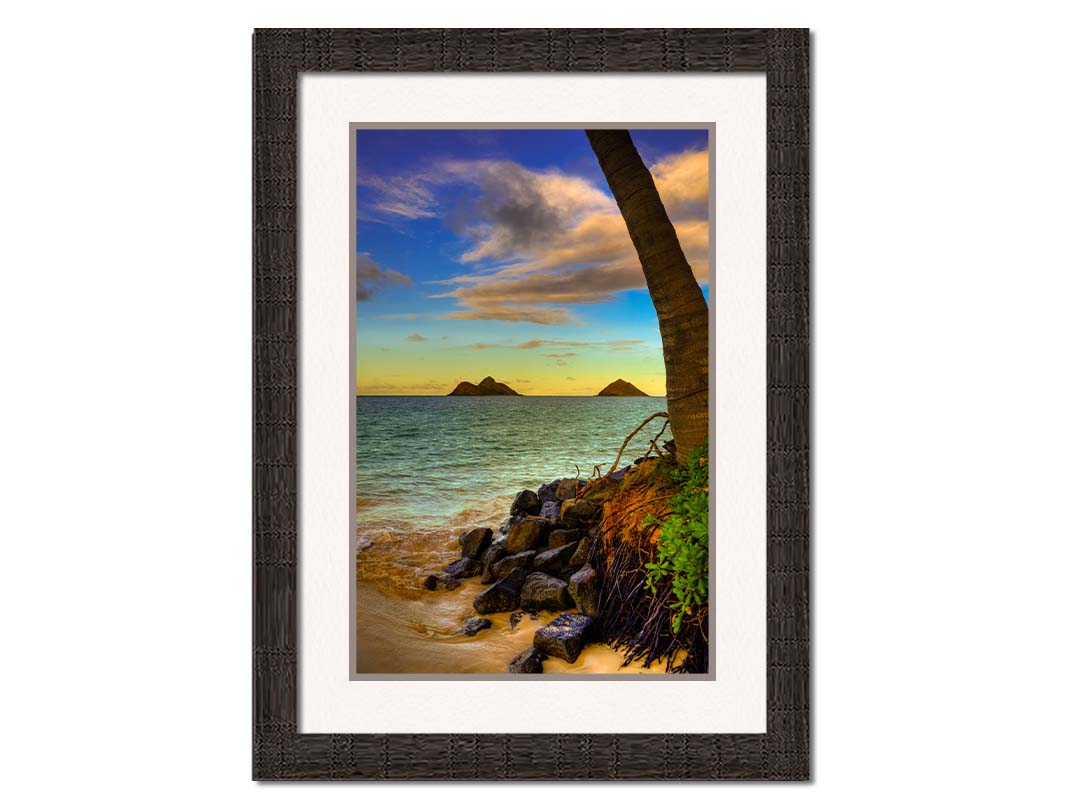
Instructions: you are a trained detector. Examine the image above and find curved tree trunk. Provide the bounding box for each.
[585,130,709,463]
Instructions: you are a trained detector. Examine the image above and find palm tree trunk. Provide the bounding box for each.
[586,130,709,463]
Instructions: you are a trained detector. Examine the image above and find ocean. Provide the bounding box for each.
[355,395,669,538]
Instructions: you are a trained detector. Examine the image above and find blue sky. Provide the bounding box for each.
[354,128,709,395]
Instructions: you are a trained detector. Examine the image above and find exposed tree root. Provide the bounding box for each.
[607,412,669,475]
[589,459,709,673]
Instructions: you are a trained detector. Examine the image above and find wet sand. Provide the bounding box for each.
[356,577,666,675]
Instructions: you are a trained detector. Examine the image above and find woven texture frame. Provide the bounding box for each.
[253,27,809,781]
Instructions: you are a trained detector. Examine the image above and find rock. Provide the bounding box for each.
[557,566,580,582]
[424,573,462,591]
[505,516,550,552]
[480,541,508,583]
[443,557,482,579]
[540,499,561,523]
[548,528,585,549]
[569,536,591,567]
[482,540,506,564]
[520,572,572,612]
[507,646,546,674]
[510,489,541,517]
[457,617,492,637]
[473,569,527,614]
[568,565,601,616]
[509,611,524,629]
[555,478,579,500]
[459,527,493,559]
[561,498,599,527]
[579,477,620,506]
[533,613,594,663]
[491,550,536,580]
[537,481,561,505]
[533,542,579,574]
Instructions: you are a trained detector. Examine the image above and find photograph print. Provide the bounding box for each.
[352,127,712,676]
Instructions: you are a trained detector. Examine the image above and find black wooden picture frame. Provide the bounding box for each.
[253,27,809,781]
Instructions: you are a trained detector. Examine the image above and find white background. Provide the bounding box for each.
[2,1,1065,797]
[300,75,765,732]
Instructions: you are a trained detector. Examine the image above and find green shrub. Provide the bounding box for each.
[643,443,710,634]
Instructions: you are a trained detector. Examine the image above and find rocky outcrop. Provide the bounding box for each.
[473,569,527,614]
[459,527,493,559]
[568,565,601,617]
[415,462,658,672]
[569,537,591,568]
[447,376,521,396]
[561,498,598,527]
[555,478,580,500]
[457,617,492,637]
[533,542,579,574]
[520,572,571,612]
[507,646,546,673]
[421,573,461,591]
[533,613,594,663]
[479,543,507,582]
[596,379,649,397]
[548,528,585,549]
[510,489,540,517]
[540,499,561,523]
[505,516,550,552]
[444,557,482,579]
[490,550,536,580]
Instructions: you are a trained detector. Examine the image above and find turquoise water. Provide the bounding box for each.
[355,395,669,537]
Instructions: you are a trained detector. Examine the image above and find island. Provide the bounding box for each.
[447,376,522,396]
[596,379,649,397]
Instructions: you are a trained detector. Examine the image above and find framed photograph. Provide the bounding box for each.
[254,28,809,780]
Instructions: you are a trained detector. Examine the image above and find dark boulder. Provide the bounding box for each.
[473,569,528,614]
[423,573,461,591]
[520,572,572,612]
[481,541,507,567]
[561,498,598,527]
[569,536,591,567]
[510,489,541,517]
[507,646,546,674]
[443,557,482,579]
[479,542,507,583]
[533,613,594,663]
[491,550,536,580]
[548,528,585,549]
[537,480,561,505]
[459,527,493,559]
[568,565,601,617]
[533,542,579,574]
[540,499,561,523]
[555,478,579,500]
[505,516,550,552]
[457,617,492,637]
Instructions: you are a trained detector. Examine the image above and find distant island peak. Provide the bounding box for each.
[596,379,649,397]
[447,376,522,396]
